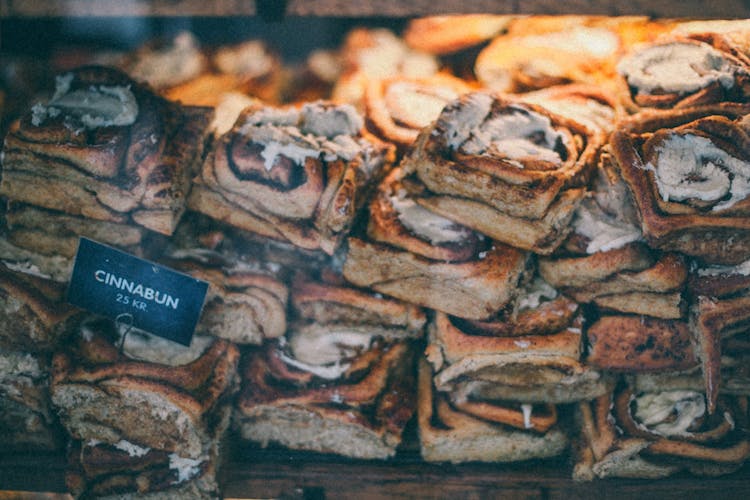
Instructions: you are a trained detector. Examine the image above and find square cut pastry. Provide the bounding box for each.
[235,274,425,459]
[0,202,160,282]
[403,92,600,254]
[189,100,395,255]
[343,167,528,320]
[163,251,288,345]
[1,349,64,452]
[424,273,610,407]
[611,103,750,264]
[418,358,568,464]
[688,259,750,413]
[50,318,239,479]
[615,33,750,112]
[574,372,750,480]
[1,65,212,236]
[0,264,81,452]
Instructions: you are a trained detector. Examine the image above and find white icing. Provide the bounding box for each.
[168,453,204,484]
[618,42,737,95]
[31,75,138,131]
[237,102,371,170]
[390,194,473,244]
[288,327,373,366]
[259,140,321,171]
[521,403,534,429]
[441,93,493,150]
[645,134,750,211]
[514,340,531,349]
[457,105,566,166]
[113,439,151,458]
[573,201,642,254]
[119,328,214,367]
[633,390,705,437]
[280,326,375,380]
[356,29,438,80]
[697,258,750,277]
[385,81,459,129]
[517,276,558,312]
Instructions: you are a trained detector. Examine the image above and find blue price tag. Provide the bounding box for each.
[67,238,208,346]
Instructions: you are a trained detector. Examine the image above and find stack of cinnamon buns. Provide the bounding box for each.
[2,14,750,497]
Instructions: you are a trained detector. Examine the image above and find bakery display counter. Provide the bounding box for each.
[2,6,750,499]
[2,0,750,18]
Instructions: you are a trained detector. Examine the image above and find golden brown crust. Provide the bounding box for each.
[364,73,474,149]
[586,315,697,372]
[343,237,527,320]
[1,66,211,236]
[292,274,426,332]
[189,101,395,255]
[611,104,750,264]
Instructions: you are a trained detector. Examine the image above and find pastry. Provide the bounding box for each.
[164,253,288,345]
[575,372,750,480]
[616,35,750,112]
[418,358,568,463]
[189,100,395,255]
[332,28,440,111]
[611,103,750,264]
[403,91,599,254]
[51,318,239,460]
[474,16,665,93]
[688,258,750,413]
[1,65,212,236]
[235,274,424,459]
[364,73,474,151]
[343,166,528,319]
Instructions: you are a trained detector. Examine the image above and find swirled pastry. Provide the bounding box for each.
[343,167,528,320]
[189,100,395,255]
[616,36,750,112]
[574,373,750,480]
[611,104,750,264]
[236,339,415,459]
[364,74,474,150]
[51,318,239,461]
[404,91,598,254]
[332,28,440,111]
[475,16,665,93]
[165,257,288,345]
[65,438,221,499]
[418,358,568,463]
[1,65,212,236]
[425,276,608,404]
[235,275,423,459]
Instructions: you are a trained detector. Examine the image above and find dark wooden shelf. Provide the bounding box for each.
[2,0,750,18]
[3,446,750,499]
